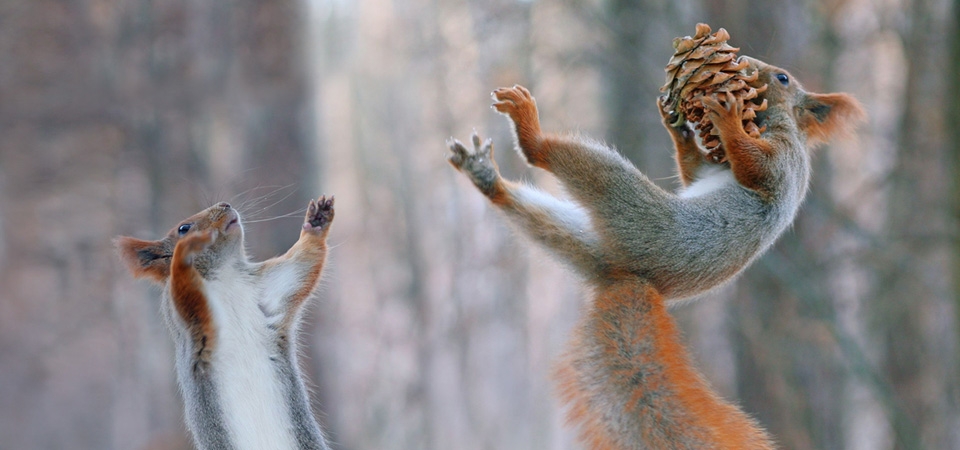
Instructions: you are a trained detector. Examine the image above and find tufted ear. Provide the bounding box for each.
[798,92,866,148]
[115,236,173,283]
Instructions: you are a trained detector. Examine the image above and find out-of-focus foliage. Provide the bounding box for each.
[0,0,956,449]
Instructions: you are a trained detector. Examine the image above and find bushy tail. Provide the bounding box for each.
[555,279,775,449]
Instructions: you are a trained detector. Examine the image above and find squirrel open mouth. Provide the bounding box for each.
[223,215,240,232]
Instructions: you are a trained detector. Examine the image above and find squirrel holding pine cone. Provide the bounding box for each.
[448,23,864,449]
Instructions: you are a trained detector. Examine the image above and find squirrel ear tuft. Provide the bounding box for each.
[114,236,172,283]
[798,92,866,147]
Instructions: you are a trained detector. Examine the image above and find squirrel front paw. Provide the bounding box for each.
[175,229,218,262]
[492,85,547,167]
[303,196,335,235]
[448,132,504,200]
[657,96,696,141]
[701,91,746,137]
[493,85,537,120]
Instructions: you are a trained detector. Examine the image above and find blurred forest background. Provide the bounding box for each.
[0,0,958,449]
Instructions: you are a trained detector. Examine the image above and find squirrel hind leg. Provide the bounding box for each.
[556,279,774,449]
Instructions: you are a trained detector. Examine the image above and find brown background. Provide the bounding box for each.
[0,0,958,449]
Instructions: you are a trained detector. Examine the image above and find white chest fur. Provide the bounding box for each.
[204,270,298,450]
[679,165,737,199]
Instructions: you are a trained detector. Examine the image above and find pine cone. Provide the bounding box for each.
[660,23,768,163]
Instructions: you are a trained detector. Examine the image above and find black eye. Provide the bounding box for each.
[776,73,789,85]
[178,224,192,235]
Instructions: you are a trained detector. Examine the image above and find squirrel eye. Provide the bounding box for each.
[776,73,789,86]
[178,224,192,235]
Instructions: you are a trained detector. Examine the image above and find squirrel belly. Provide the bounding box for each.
[182,270,300,450]
[619,157,809,301]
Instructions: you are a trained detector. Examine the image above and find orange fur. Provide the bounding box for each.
[170,230,218,364]
[723,134,776,197]
[556,280,775,449]
[115,235,172,283]
[493,85,550,168]
[488,178,513,206]
[703,92,778,198]
[798,92,866,148]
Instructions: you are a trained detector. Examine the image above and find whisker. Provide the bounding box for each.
[234,184,298,219]
[243,187,299,218]
[236,188,285,213]
[243,207,309,224]
[232,184,289,208]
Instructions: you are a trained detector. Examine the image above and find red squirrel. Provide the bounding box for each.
[116,197,335,450]
[448,57,864,448]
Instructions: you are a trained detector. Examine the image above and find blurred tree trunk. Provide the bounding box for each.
[601,0,677,180]
[603,0,649,166]
[878,0,953,447]
[949,0,960,387]
[0,1,312,449]
[308,1,545,448]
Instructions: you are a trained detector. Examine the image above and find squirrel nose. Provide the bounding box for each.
[218,202,231,209]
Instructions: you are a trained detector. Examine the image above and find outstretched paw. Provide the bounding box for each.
[492,85,536,120]
[492,85,546,167]
[447,132,504,200]
[303,195,335,235]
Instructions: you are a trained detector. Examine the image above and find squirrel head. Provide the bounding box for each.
[115,202,245,283]
[742,56,866,148]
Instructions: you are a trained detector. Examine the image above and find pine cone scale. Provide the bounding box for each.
[660,23,769,163]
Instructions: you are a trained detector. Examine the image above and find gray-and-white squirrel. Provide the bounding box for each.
[448,57,864,449]
[116,197,335,450]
